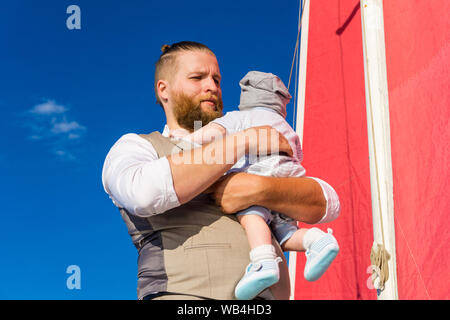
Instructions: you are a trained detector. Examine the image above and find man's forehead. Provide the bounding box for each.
[177,51,220,74]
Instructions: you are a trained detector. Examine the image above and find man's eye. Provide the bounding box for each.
[191,76,202,80]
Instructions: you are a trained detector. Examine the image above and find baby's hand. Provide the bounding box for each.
[185,122,226,145]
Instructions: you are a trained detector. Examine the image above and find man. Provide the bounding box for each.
[102,41,340,300]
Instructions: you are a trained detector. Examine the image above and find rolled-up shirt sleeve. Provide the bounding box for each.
[308,177,341,224]
[101,133,180,217]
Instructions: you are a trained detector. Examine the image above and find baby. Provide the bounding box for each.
[186,71,339,300]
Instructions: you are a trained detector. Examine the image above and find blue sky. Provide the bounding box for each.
[0,0,301,299]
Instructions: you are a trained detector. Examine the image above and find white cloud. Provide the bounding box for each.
[54,150,76,161]
[30,100,67,115]
[23,99,86,161]
[51,119,85,134]
[68,133,80,140]
[25,101,86,140]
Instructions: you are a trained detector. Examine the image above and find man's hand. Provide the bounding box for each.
[244,125,293,158]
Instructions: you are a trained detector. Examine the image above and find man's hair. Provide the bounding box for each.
[154,41,214,106]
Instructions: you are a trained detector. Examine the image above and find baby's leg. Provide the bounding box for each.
[236,206,278,262]
[238,214,272,249]
[234,208,282,300]
[281,228,309,252]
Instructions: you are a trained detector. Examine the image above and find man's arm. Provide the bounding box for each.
[102,127,293,217]
[102,133,181,216]
[207,172,340,224]
[169,126,293,205]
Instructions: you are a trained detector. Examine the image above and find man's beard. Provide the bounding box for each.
[172,91,223,132]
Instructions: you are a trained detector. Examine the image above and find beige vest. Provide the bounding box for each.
[119,131,290,300]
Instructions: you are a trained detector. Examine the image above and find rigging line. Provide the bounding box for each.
[293,36,300,130]
[361,2,395,294]
[361,2,386,248]
[288,0,305,92]
[395,216,432,300]
[361,2,389,291]
[291,0,304,130]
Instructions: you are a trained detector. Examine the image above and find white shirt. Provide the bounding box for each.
[102,123,340,223]
[101,126,180,217]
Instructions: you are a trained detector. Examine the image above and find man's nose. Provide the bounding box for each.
[203,77,219,93]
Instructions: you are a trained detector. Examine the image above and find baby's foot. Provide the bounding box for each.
[235,257,282,300]
[304,228,339,281]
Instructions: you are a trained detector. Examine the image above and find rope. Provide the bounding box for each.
[289,0,305,131]
[292,40,300,130]
[288,0,305,91]
[396,218,432,299]
[361,1,391,293]
[370,243,390,291]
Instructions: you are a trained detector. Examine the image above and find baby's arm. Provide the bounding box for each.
[184,122,227,145]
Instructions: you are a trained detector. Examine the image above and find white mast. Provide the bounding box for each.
[289,0,310,300]
[360,0,398,299]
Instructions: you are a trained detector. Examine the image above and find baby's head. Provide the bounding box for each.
[238,71,291,118]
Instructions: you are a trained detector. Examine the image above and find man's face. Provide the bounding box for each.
[169,50,223,131]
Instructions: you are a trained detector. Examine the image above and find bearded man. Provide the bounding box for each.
[101,41,340,300]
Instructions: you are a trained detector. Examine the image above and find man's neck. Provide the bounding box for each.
[164,112,188,136]
[170,127,192,139]
[164,124,191,139]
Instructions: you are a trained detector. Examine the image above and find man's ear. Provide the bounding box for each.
[157,79,169,103]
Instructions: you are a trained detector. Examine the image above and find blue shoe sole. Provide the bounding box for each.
[235,274,279,300]
[304,246,339,282]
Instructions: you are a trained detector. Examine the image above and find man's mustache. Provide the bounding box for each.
[197,94,220,105]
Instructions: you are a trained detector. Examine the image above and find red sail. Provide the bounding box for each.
[294,0,449,299]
